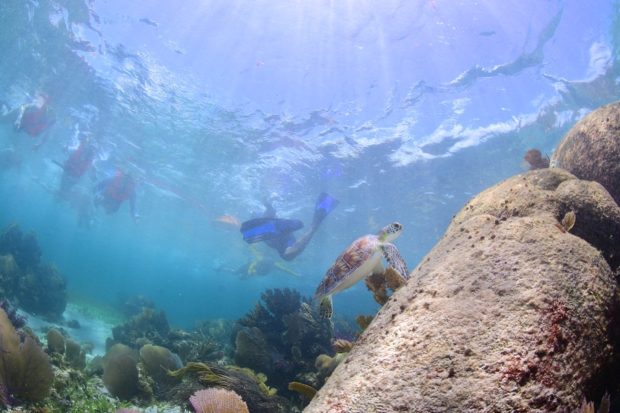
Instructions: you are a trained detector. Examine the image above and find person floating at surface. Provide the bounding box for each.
[57,135,98,196]
[14,94,55,144]
[94,169,138,221]
[240,192,338,261]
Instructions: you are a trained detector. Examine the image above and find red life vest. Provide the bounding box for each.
[106,172,134,202]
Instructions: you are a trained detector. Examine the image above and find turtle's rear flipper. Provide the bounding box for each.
[319,295,333,319]
[381,243,409,281]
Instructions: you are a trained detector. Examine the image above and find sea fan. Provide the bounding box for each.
[189,388,249,413]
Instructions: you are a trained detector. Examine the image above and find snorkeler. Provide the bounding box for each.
[14,93,55,145]
[57,136,98,196]
[94,169,138,221]
[240,192,338,261]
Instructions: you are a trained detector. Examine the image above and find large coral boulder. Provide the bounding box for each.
[552,101,620,205]
[304,168,620,412]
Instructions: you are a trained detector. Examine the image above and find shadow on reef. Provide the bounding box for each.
[0,223,67,320]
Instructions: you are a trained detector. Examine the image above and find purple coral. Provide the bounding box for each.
[189,388,249,413]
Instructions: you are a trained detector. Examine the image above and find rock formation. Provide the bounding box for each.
[552,101,620,206]
[304,168,620,412]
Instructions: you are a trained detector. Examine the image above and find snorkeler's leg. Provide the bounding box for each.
[280,227,318,261]
[13,105,25,130]
[313,192,339,226]
[262,199,277,218]
[280,194,338,260]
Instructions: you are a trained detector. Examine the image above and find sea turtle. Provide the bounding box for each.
[314,222,409,319]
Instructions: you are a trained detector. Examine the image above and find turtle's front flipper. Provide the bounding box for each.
[381,243,409,280]
[319,295,333,319]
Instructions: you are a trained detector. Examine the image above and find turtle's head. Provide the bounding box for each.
[378,222,403,242]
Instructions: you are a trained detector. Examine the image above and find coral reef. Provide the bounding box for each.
[168,361,292,413]
[364,267,407,305]
[65,338,86,370]
[110,304,228,372]
[102,344,140,401]
[234,326,272,374]
[168,327,224,363]
[111,307,170,348]
[0,224,67,320]
[288,381,317,400]
[355,314,373,331]
[119,294,155,317]
[0,299,26,328]
[49,368,125,412]
[573,393,610,413]
[305,168,620,412]
[47,328,66,354]
[233,288,332,396]
[551,101,620,205]
[332,339,353,353]
[314,352,346,379]
[45,328,87,370]
[138,344,182,391]
[0,307,53,405]
[0,224,41,269]
[0,254,17,274]
[18,263,67,319]
[189,388,249,413]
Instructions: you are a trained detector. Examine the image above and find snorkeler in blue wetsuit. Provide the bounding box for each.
[240,192,338,261]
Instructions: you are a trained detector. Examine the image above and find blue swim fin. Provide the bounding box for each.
[241,217,304,243]
[313,192,339,225]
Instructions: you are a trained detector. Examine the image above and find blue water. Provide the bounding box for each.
[0,0,618,328]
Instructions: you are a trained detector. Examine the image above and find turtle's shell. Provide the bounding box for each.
[315,234,382,298]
